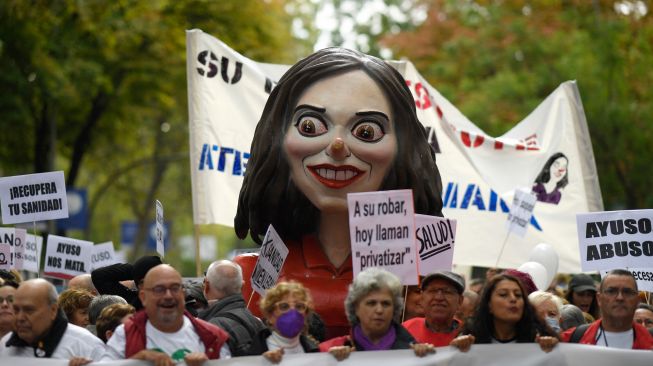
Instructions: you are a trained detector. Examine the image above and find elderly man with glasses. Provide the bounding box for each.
[561,269,653,349]
[102,264,230,366]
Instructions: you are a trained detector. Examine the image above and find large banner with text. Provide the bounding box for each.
[186,29,603,272]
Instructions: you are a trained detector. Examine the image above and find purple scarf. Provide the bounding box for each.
[352,324,396,351]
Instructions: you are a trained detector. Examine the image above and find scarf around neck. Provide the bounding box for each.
[6,309,68,358]
[353,323,396,351]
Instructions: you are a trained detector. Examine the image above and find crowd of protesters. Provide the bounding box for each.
[0,258,652,365]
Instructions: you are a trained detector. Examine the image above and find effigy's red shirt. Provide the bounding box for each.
[234,234,353,340]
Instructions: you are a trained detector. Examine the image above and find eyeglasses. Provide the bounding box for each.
[635,318,653,326]
[144,284,184,296]
[424,288,458,297]
[601,287,638,298]
[0,295,13,304]
[275,302,307,312]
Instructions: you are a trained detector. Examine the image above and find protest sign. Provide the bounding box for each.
[43,235,93,279]
[23,233,43,273]
[90,241,118,271]
[0,171,69,225]
[0,227,26,270]
[577,209,653,272]
[251,225,289,296]
[348,189,418,285]
[155,200,165,257]
[0,240,9,270]
[415,215,457,275]
[505,188,537,237]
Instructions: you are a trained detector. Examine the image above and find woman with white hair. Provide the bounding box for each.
[320,268,434,360]
[528,291,564,333]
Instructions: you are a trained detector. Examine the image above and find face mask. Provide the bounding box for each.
[545,316,561,333]
[275,309,305,338]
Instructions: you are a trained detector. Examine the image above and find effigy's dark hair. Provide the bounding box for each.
[234,47,443,243]
[465,274,558,343]
[534,152,569,190]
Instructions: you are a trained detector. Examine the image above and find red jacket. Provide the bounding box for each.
[235,234,353,340]
[401,317,462,347]
[560,319,653,350]
[124,310,229,359]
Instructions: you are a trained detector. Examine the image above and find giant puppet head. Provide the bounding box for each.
[235,48,443,243]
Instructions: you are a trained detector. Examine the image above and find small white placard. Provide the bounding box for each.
[43,234,93,279]
[577,209,653,271]
[506,188,537,237]
[348,189,418,285]
[415,215,457,275]
[90,241,118,271]
[0,171,69,224]
[155,200,164,257]
[0,228,26,270]
[0,241,9,270]
[251,225,289,296]
[23,234,43,273]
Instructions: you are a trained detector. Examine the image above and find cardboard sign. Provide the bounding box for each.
[348,189,418,285]
[23,234,43,273]
[43,234,93,279]
[0,240,9,270]
[0,171,69,224]
[0,228,26,269]
[415,215,457,275]
[251,225,289,296]
[155,200,164,257]
[577,209,653,271]
[505,188,537,237]
[90,241,118,271]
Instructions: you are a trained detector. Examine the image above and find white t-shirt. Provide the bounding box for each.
[0,323,105,360]
[102,316,230,362]
[266,331,305,355]
[596,329,634,349]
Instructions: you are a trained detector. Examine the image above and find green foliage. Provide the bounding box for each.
[384,0,653,210]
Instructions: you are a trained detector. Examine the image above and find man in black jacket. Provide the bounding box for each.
[199,260,267,356]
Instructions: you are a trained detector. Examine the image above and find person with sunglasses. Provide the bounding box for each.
[102,264,230,366]
[255,281,319,363]
[561,269,653,349]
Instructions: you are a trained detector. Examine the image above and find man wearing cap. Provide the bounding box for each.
[92,255,162,310]
[402,271,465,347]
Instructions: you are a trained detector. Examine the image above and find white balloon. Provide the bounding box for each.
[529,243,559,287]
[517,261,549,291]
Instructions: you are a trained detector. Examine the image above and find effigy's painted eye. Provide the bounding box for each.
[352,121,385,142]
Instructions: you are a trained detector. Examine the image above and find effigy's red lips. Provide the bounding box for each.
[308,164,364,189]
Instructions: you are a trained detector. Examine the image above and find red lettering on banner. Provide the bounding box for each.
[414,83,432,110]
[436,106,443,119]
[494,140,504,150]
[461,132,484,148]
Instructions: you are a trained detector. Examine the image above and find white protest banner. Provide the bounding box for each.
[90,241,118,271]
[251,225,289,296]
[186,30,603,272]
[43,235,93,279]
[0,227,26,269]
[505,188,537,237]
[23,233,43,273]
[155,200,165,257]
[415,215,456,275]
[600,268,653,293]
[0,240,9,270]
[576,209,653,272]
[0,171,69,225]
[348,189,418,285]
[5,343,653,366]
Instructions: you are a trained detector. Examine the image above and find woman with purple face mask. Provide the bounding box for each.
[257,281,319,363]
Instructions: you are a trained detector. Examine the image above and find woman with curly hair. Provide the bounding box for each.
[58,287,95,328]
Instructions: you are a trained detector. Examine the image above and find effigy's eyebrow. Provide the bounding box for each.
[294,104,326,114]
[356,110,390,121]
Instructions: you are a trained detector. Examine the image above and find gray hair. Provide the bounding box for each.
[345,268,403,325]
[528,290,563,315]
[205,260,243,296]
[560,304,586,330]
[88,295,127,325]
